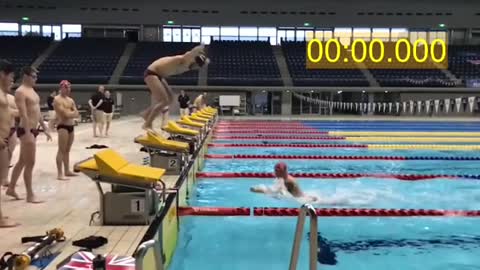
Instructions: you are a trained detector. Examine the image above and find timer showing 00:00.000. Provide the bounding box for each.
[306,38,448,69]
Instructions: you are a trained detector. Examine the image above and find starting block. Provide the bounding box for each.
[74,149,169,225]
[163,121,201,149]
[177,116,207,137]
[135,131,190,175]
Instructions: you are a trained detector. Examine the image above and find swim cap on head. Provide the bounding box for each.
[275,162,287,172]
[60,80,71,87]
[195,54,207,67]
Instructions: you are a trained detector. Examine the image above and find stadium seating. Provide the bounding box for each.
[38,38,127,84]
[448,45,480,86]
[281,41,369,87]
[120,42,199,85]
[207,40,282,86]
[370,69,457,87]
[0,36,52,72]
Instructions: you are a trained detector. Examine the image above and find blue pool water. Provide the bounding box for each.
[203,159,480,175]
[169,121,480,270]
[208,147,480,158]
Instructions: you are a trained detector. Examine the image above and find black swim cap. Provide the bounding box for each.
[195,54,207,67]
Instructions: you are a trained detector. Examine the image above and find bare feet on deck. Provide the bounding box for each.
[5,189,22,200]
[65,172,78,177]
[0,218,19,228]
[26,195,45,204]
[57,176,70,181]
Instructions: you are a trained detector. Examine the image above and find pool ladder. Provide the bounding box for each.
[288,204,318,270]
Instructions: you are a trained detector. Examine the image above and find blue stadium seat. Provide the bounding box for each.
[0,36,52,73]
[38,38,127,84]
[281,41,369,87]
[207,40,283,86]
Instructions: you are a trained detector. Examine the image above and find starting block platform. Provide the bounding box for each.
[74,149,171,225]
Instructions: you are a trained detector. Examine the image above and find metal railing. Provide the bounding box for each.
[288,204,319,270]
[134,239,164,270]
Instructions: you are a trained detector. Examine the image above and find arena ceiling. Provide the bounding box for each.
[0,0,479,27]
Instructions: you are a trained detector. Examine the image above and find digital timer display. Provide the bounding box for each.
[306,38,448,69]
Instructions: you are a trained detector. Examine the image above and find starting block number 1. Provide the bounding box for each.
[131,199,145,213]
[168,158,178,168]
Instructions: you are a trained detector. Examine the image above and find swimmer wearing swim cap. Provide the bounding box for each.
[250,162,318,202]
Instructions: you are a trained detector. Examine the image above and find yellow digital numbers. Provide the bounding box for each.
[306,38,448,69]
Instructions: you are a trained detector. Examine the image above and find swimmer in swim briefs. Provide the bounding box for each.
[141,44,209,132]
[53,80,79,180]
[0,59,19,227]
[250,162,318,202]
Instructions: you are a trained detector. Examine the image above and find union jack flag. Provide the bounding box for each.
[58,251,135,270]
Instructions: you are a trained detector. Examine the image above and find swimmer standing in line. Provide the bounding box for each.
[250,162,319,202]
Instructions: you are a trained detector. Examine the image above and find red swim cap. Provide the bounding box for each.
[274,162,287,172]
[60,80,71,87]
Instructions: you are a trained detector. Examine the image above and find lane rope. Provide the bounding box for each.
[329,131,480,137]
[208,143,367,148]
[205,154,480,161]
[213,136,480,143]
[208,143,480,150]
[196,172,480,180]
[213,136,346,140]
[214,130,327,134]
[178,207,480,217]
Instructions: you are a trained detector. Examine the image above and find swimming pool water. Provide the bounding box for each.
[169,121,480,270]
[207,147,480,158]
[203,159,480,175]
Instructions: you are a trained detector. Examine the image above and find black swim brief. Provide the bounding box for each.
[143,69,163,79]
[57,124,74,133]
[17,127,40,138]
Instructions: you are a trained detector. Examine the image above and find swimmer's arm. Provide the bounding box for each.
[15,91,30,131]
[8,102,19,117]
[53,98,76,119]
[71,100,80,118]
[38,115,48,132]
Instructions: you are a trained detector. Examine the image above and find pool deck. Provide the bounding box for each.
[0,116,178,269]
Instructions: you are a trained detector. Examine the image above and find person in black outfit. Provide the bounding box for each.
[88,85,105,137]
[47,90,57,131]
[178,90,190,117]
[102,90,115,137]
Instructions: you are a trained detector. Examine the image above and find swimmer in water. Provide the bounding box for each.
[250,162,319,202]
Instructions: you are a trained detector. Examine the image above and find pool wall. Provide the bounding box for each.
[134,126,213,269]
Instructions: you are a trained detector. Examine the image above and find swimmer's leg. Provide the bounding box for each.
[143,76,172,130]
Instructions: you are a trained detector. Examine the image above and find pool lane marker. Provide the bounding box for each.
[205,154,480,161]
[214,130,328,134]
[213,135,346,140]
[213,136,480,143]
[196,172,480,180]
[208,143,480,151]
[178,206,480,217]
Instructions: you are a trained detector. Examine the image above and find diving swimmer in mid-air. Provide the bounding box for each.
[250,162,370,206]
